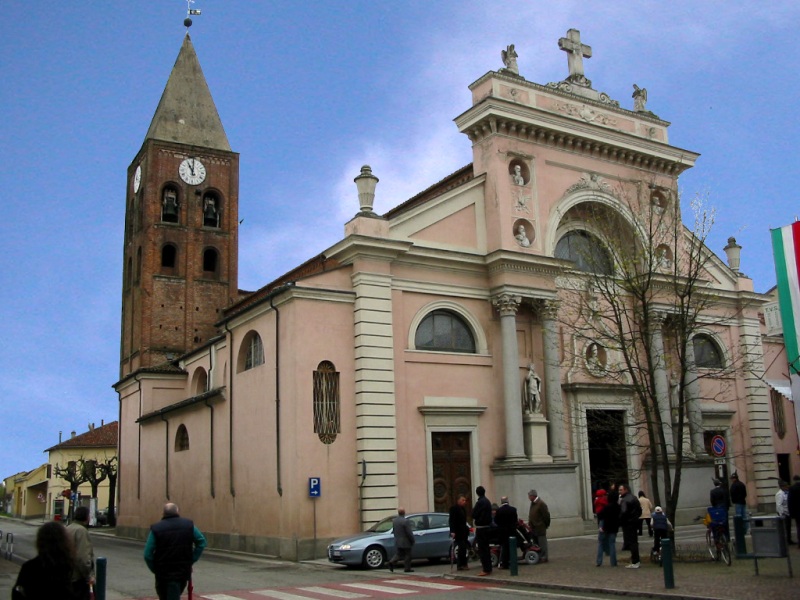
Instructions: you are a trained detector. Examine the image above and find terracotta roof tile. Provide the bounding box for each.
[46,421,118,452]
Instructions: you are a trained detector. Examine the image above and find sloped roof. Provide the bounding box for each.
[144,34,231,151]
[45,421,118,452]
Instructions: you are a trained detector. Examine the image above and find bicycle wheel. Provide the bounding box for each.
[718,534,732,566]
[706,529,717,561]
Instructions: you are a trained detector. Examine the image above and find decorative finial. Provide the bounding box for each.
[354,165,379,213]
[185,0,201,30]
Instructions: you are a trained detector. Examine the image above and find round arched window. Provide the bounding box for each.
[414,310,476,353]
[693,334,724,369]
[555,230,613,274]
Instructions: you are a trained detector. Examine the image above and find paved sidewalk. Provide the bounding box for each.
[435,533,798,600]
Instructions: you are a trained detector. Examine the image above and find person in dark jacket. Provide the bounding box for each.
[788,475,800,547]
[472,485,493,576]
[448,495,470,570]
[13,521,80,600]
[618,483,642,569]
[494,496,518,569]
[710,478,730,508]
[651,506,672,555]
[144,503,207,600]
[596,497,620,567]
[729,473,748,533]
[387,507,416,572]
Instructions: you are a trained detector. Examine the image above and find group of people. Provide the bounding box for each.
[436,486,549,577]
[777,475,800,546]
[13,503,206,600]
[592,483,672,569]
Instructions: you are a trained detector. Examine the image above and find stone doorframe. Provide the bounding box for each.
[418,396,486,511]
[564,384,640,521]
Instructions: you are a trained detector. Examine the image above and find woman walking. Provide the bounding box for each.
[638,491,653,537]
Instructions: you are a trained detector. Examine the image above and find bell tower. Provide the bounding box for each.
[120,34,239,377]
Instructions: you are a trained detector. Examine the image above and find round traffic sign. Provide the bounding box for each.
[711,434,726,457]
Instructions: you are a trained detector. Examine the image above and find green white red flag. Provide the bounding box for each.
[771,221,800,442]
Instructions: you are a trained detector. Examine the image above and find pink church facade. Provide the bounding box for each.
[115,31,798,559]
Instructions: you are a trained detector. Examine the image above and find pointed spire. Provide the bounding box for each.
[144,34,231,151]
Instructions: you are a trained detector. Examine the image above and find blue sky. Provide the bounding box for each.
[2,1,799,479]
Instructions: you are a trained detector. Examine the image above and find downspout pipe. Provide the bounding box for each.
[161,414,169,500]
[134,373,143,499]
[204,398,215,498]
[223,321,235,497]
[269,292,283,497]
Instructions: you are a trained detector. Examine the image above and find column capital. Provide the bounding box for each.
[492,294,522,317]
[540,299,561,321]
[648,309,667,326]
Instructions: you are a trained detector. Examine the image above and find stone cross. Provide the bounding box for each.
[558,29,592,79]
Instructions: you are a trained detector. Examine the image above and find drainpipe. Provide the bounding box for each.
[161,414,169,500]
[134,373,143,499]
[223,322,235,497]
[204,397,215,498]
[269,293,283,497]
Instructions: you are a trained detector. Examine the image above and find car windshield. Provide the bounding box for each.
[367,516,395,533]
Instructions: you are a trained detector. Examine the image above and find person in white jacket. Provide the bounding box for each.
[776,481,793,545]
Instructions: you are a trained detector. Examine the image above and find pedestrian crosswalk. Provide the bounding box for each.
[190,577,482,599]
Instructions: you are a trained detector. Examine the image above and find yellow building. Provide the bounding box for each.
[7,465,49,520]
[45,421,118,521]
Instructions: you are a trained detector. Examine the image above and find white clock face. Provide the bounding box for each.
[179,158,207,185]
[133,165,142,193]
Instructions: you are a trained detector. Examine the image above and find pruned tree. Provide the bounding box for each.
[555,181,749,521]
[96,455,118,526]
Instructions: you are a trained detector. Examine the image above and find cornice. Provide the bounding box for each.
[325,234,413,265]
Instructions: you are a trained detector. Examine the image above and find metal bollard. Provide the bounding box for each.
[661,538,674,589]
[733,516,748,558]
[5,533,13,560]
[95,557,107,600]
[509,536,518,576]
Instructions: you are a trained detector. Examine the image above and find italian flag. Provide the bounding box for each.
[771,221,800,442]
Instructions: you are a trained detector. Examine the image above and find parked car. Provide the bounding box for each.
[327,512,465,569]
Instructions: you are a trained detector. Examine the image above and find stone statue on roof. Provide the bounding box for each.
[632,84,648,112]
[501,44,519,75]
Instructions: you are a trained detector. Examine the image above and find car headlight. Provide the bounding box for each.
[339,544,351,550]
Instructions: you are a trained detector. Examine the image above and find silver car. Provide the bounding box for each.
[327,512,456,569]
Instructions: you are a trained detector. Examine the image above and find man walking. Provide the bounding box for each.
[618,483,642,569]
[494,496,518,569]
[527,489,551,562]
[387,507,415,572]
[66,506,94,599]
[472,486,493,576]
[729,473,748,533]
[448,495,470,570]
[144,503,207,600]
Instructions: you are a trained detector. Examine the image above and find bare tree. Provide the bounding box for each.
[97,456,118,526]
[556,182,747,520]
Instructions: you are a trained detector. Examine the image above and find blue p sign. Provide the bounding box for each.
[309,477,321,497]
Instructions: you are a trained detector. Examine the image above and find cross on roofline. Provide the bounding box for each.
[558,29,592,85]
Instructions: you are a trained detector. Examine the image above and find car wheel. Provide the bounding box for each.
[524,549,540,565]
[363,545,386,569]
[490,551,499,568]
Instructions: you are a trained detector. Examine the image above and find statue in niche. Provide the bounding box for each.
[203,196,219,227]
[669,373,680,422]
[656,246,672,269]
[162,189,179,222]
[512,164,525,186]
[501,44,519,75]
[632,84,648,112]
[523,363,542,414]
[515,224,530,247]
[586,342,606,373]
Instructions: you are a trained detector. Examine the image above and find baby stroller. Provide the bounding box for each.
[488,519,542,566]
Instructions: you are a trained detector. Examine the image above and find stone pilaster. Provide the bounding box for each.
[492,294,526,461]
[684,344,705,455]
[649,311,674,454]
[541,300,567,460]
[352,271,398,527]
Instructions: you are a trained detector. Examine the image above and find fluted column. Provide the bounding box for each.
[649,311,674,454]
[492,294,526,460]
[541,300,567,460]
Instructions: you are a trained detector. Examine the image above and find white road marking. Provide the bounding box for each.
[379,580,462,590]
[252,590,321,599]
[341,582,417,594]
[298,586,370,598]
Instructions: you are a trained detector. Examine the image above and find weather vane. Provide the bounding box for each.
[184,0,202,30]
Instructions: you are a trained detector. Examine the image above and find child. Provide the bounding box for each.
[594,488,609,523]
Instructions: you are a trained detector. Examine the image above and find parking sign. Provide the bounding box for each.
[309,477,321,497]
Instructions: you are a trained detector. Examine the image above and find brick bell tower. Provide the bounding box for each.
[120,34,239,377]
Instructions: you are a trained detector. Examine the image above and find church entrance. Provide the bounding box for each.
[431,432,472,517]
[586,409,628,489]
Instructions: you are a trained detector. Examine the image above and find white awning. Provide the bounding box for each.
[766,379,792,400]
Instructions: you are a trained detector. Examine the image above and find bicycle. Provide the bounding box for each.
[700,507,731,566]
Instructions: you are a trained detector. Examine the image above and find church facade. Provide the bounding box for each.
[115,31,798,559]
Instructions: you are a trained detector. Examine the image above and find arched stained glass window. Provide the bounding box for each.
[414,309,476,353]
[313,361,340,444]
